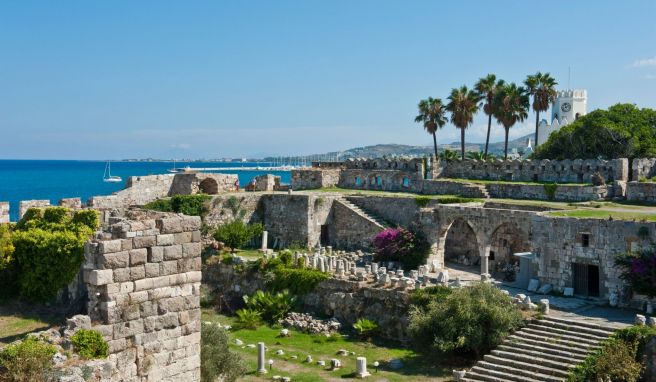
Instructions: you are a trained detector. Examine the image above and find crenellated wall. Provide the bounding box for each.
[83,210,202,382]
[0,202,8,224]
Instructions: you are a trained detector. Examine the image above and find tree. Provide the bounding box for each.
[524,72,558,147]
[466,151,495,160]
[439,149,459,161]
[493,83,529,159]
[415,97,448,160]
[446,86,481,160]
[201,322,246,382]
[474,74,505,159]
[214,220,263,252]
[533,104,656,160]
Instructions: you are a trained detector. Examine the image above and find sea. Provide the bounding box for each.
[0,160,291,222]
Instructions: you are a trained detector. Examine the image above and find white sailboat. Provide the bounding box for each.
[168,159,182,173]
[103,161,122,183]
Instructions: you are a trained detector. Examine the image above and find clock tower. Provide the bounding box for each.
[551,89,587,125]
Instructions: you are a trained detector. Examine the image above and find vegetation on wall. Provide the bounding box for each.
[0,335,58,382]
[71,329,109,359]
[568,325,656,382]
[4,208,99,302]
[372,227,430,270]
[534,104,656,160]
[615,250,656,298]
[543,183,558,200]
[200,322,246,382]
[143,194,211,217]
[408,282,523,358]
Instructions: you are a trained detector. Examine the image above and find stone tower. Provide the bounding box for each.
[537,89,587,146]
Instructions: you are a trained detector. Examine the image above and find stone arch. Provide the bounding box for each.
[442,218,481,267]
[198,178,219,194]
[368,173,382,188]
[487,223,531,279]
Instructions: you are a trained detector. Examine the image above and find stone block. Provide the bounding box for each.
[157,234,175,246]
[89,269,114,286]
[134,235,157,249]
[160,260,179,276]
[164,245,183,260]
[113,268,131,283]
[99,240,123,254]
[148,246,164,263]
[134,278,154,292]
[191,231,201,242]
[174,231,193,244]
[157,218,183,234]
[145,263,160,278]
[129,248,147,266]
[182,242,201,258]
[563,287,574,297]
[130,265,146,281]
[98,251,130,269]
[527,278,540,292]
[181,216,202,232]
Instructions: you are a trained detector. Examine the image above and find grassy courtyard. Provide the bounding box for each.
[202,309,463,382]
[0,304,60,345]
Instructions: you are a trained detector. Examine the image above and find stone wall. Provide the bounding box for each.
[59,197,82,209]
[83,210,202,382]
[19,199,50,219]
[439,158,629,183]
[0,202,8,224]
[420,179,488,198]
[631,158,656,180]
[338,169,423,192]
[291,168,341,190]
[331,200,383,250]
[486,183,610,201]
[89,173,239,209]
[625,181,656,202]
[345,195,438,228]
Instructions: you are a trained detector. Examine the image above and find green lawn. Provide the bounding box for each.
[0,304,60,345]
[436,178,591,186]
[202,309,464,382]
[548,209,656,222]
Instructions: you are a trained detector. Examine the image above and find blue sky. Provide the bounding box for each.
[1,0,654,160]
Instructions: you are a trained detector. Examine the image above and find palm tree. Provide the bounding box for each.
[440,149,459,161]
[524,72,558,147]
[466,151,496,160]
[493,83,530,159]
[446,86,481,160]
[474,74,505,160]
[414,97,448,160]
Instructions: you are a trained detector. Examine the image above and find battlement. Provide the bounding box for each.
[556,89,587,99]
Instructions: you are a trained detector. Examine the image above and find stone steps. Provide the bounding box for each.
[340,198,390,228]
[462,317,616,382]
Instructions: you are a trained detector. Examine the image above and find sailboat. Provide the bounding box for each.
[168,159,182,173]
[103,161,122,183]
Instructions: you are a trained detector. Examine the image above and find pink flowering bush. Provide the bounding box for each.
[372,227,429,269]
[615,250,656,298]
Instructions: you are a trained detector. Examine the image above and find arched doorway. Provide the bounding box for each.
[199,178,219,194]
[488,223,530,281]
[443,219,480,267]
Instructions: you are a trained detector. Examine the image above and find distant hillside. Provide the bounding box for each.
[291,135,533,160]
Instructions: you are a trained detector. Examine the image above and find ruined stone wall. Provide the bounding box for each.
[420,179,488,198]
[338,169,423,192]
[343,157,425,174]
[18,199,50,219]
[260,195,312,248]
[438,158,629,183]
[83,211,202,382]
[345,195,438,227]
[486,183,610,201]
[291,168,341,190]
[331,200,382,250]
[631,158,656,180]
[0,202,8,224]
[204,194,264,227]
[59,197,82,209]
[625,181,656,203]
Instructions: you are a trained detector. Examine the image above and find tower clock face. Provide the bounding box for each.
[561,102,572,112]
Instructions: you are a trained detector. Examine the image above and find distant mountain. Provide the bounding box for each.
[279,134,533,161]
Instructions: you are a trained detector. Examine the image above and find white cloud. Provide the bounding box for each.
[646,74,656,80]
[630,56,656,68]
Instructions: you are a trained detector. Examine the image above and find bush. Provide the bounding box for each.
[235,309,262,329]
[415,196,431,207]
[71,210,100,229]
[353,319,379,338]
[372,227,430,270]
[408,282,523,357]
[0,224,14,271]
[0,336,58,382]
[214,220,263,251]
[267,268,329,295]
[201,322,246,382]
[143,198,173,212]
[243,290,297,324]
[410,285,452,311]
[615,250,656,298]
[171,194,211,216]
[70,329,109,359]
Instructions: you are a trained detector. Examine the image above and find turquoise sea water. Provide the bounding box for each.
[0,160,291,221]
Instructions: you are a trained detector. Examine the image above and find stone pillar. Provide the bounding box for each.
[355,357,370,378]
[261,231,268,251]
[480,245,491,281]
[257,342,267,374]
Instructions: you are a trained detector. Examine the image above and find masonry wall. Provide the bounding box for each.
[625,181,656,203]
[331,200,383,250]
[83,211,202,382]
[631,158,656,180]
[420,179,488,198]
[19,199,50,219]
[291,168,341,190]
[0,202,8,224]
[486,183,610,201]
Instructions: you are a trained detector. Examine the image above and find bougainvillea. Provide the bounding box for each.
[615,250,656,298]
[372,227,430,269]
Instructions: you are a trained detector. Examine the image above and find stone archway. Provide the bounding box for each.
[443,218,480,267]
[488,223,531,280]
[198,178,219,194]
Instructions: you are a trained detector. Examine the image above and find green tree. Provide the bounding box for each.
[214,220,263,252]
[439,149,459,161]
[474,74,505,159]
[415,97,448,160]
[533,104,656,160]
[466,151,496,160]
[493,83,529,159]
[446,86,481,160]
[201,322,246,382]
[525,72,558,147]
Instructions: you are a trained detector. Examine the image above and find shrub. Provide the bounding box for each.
[71,329,109,359]
[372,227,430,270]
[71,210,100,230]
[171,194,211,217]
[410,285,452,311]
[0,336,58,382]
[267,268,330,295]
[353,319,378,338]
[415,196,431,207]
[143,198,173,212]
[437,196,478,204]
[243,290,297,324]
[214,220,263,251]
[408,282,523,358]
[615,250,656,298]
[543,183,558,200]
[0,224,14,271]
[235,309,262,329]
[201,322,246,382]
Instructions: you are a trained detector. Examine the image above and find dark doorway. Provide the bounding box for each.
[320,224,330,246]
[572,263,600,297]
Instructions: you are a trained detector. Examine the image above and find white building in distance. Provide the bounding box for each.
[536,89,587,146]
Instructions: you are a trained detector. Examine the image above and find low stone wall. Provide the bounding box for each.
[83,210,202,382]
[626,181,656,203]
[0,202,8,223]
[332,200,384,250]
[486,183,609,202]
[291,168,341,190]
[420,179,488,198]
[19,199,50,219]
[631,158,656,181]
[338,169,423,193]
[59,197,82,209]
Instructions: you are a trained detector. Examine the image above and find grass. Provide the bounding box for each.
[0,303,61,345]
[202,309,463,382]
[548,209,656,222]
[436,178,591,186]
[310,187,482,203]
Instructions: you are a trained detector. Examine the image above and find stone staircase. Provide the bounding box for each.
[336,197,389,228]
[471,183,490,199]
[461,316,616,382]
